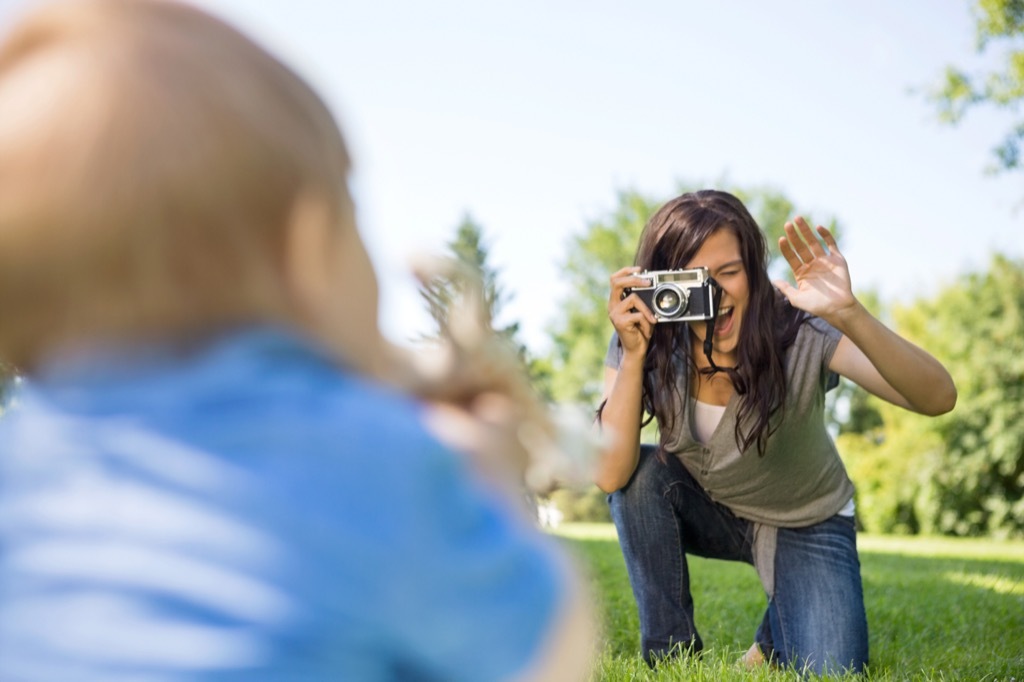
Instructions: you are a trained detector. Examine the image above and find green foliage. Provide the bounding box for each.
[829,290,886,436]
[418,213,552,396]
[547,189,662,407]
[929,0,1024,172]
[545,183,841,409]
[838,424,932,535]
[418,213,520,345]
[728,183,843,282]
[547,182,1023,539]
[543,185,843,523]
[904,254,1024,537]
[555,523,1024,680]
[547,486,612,523]
[840,255,1024,538]
[0,362,15,413]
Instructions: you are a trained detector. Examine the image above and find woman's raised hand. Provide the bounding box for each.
[608,266,658,356]
[774,217,857,322]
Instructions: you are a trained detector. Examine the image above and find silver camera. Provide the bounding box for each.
[627,267,718,323]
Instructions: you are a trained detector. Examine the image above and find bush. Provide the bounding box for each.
[547,485,612,523]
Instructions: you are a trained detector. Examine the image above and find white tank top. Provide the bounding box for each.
[693,399,727,446]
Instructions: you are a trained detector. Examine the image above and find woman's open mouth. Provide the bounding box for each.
[715,306,734,335]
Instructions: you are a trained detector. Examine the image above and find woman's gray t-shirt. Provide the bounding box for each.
[605,317,854,528]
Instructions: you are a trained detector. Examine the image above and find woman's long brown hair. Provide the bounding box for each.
[633,190,808,456]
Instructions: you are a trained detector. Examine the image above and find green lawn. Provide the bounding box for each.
[553,523,1024,681]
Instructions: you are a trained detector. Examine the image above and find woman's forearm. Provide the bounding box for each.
[830,301,956,416]
[594,355,647,492]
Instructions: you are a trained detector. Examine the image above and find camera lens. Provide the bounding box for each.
[653,284,687,317]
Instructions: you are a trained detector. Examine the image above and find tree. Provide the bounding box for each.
[546,183,842,408]
[418,213,552,398]
[547,188,662,408]
[831,290,885,438]
[905,254,1024,537]
[542,183,845,522]
[929,0,1024,173]
[418,213,519,344]
[839,255,1024,538]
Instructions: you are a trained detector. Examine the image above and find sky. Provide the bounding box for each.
[1,0,1020,354]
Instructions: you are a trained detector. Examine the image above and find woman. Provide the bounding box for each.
[597,190,955,674]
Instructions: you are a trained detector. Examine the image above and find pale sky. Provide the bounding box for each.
[2,0,1020,354]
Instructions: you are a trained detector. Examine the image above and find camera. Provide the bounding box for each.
[626,267,718,323]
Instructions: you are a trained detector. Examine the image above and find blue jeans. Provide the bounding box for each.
[609,445,868,675]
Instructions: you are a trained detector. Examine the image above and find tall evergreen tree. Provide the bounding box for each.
[419,214,518,342]
[418,213,552,399]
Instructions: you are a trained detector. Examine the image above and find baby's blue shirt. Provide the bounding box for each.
[0,327,563,681]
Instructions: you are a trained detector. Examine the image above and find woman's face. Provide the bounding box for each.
[684,228,749,363]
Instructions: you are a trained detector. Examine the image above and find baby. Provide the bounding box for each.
[0,1,593,679]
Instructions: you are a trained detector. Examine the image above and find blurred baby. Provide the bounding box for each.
[0,1,594,679]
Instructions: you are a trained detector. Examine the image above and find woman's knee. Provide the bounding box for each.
[623,443,667,488]
[769,517,868,674]
[609,444,669,512]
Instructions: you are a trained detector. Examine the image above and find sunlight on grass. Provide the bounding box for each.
[550,522,618,541]
[857,533,1024,561]
[552,522,1024,681]
[942,570,1024,596]
[554,523,1024,561]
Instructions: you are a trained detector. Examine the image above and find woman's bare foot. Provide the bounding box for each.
[740,643,765,668]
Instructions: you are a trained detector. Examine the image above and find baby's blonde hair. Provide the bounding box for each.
[0,0,352,369]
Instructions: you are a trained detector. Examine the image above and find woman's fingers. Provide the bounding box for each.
[782,221,816,264]
[816,224,840,254]
[608,268,656,322]
[794,217,828,257]
[778,235,804,273]
[612,292,657,328]
[608,268,649,301]
[607,266,657,354]
[781,217,839,269]
[625,308,655,338]
[611,302,654,334]
[608,297,654,353]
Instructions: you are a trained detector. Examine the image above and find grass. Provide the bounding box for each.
[552,523,1024,681]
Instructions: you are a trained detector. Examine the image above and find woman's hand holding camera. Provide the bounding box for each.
[608,266,658,357]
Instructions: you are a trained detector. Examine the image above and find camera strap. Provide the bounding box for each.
[702,278,724,370]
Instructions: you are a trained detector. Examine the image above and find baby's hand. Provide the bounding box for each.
[407,255,601,496]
